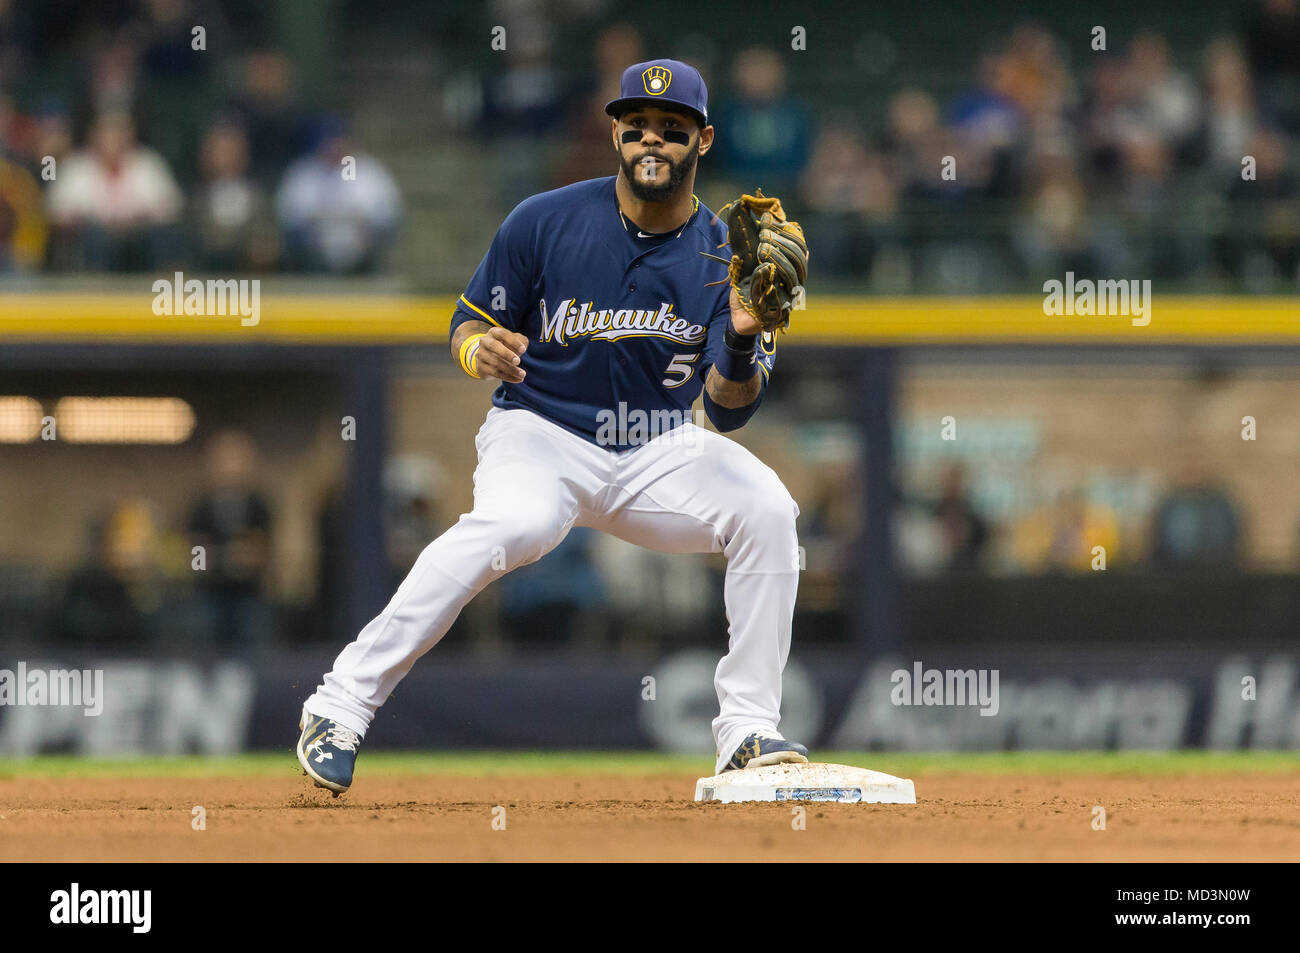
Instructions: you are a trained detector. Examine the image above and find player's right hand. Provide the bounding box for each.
[475,327,529,383]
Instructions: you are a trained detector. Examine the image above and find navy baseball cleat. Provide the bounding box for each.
[723,732,809,771]
[296,707,361,796]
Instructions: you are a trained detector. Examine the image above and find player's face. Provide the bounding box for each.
[614,107,708,202]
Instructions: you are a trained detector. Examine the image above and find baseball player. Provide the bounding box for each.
[297,59,811,794]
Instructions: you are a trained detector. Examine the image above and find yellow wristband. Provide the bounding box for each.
[458,332,486,379]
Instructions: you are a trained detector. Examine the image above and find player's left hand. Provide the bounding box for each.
[704,191,807,336]
[704,190,807,335]
[728,287,761,336]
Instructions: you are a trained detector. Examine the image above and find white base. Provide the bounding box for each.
[694,762,917,804]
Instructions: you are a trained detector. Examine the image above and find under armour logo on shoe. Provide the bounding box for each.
[314,751,333,764]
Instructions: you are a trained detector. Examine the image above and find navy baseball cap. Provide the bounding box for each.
[605,59,709,126]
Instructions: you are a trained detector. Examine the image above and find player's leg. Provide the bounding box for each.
[592,424,801,774]
[303,408,602,736]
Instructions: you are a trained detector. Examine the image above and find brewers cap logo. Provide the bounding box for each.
[641,65,672,95]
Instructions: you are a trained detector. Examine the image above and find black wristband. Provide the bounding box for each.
[724,323,758,353]
[716,320,759,381]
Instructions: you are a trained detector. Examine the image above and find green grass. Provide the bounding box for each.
[1,750,1297,780]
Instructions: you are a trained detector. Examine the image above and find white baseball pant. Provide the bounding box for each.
[305,406,801,773]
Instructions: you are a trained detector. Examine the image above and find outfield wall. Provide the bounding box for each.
[3,292,1298,743]
[1,649,1296,756]
[2,292,1298,344]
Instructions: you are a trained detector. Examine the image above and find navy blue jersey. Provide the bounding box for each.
[451,176,776,449]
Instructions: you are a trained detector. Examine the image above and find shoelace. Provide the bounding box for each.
[325,725,361,753]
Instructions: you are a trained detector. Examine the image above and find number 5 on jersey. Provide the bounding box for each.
[663,352,701,388]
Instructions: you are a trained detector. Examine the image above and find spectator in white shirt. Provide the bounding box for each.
[46,110,183,270]
[275,117,402,274]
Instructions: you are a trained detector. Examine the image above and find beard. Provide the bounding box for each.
[620,141,699,203]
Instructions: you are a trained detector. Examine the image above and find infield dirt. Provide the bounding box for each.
[3,770,1299,861]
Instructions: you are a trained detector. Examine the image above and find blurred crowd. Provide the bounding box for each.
[47,429,275,655]
[1,2,1296,287]
[841,13,1300,292]
[900,461,1247,577]
[821,22,1282,289]
[0,0,400,275]
[463,6,1300,291]
[34,423,1268,654]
